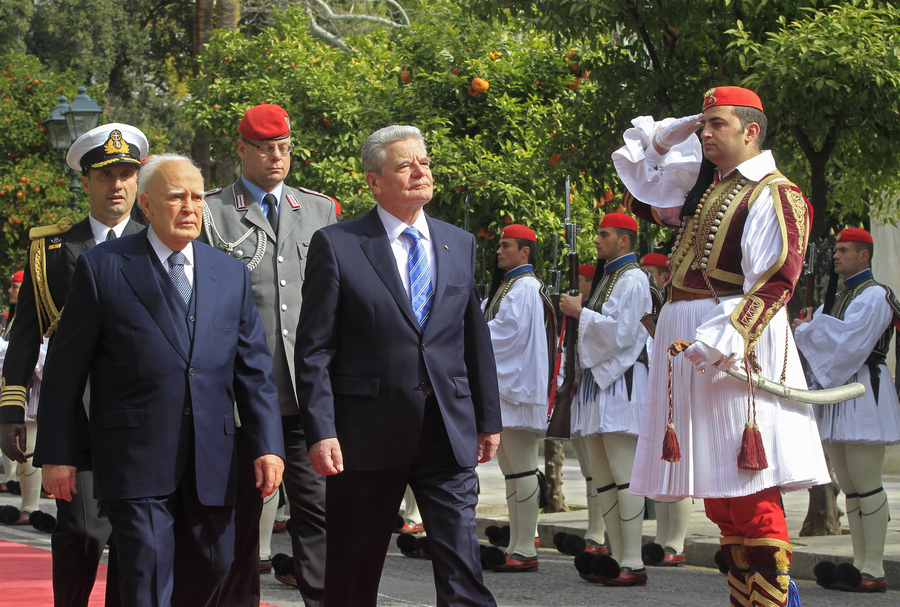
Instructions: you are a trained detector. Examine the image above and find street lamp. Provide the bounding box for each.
[43,87,102,209]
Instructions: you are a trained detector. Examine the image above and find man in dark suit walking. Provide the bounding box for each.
[34,154,285,607]
[296,125,502,607]
[0,122,149,607]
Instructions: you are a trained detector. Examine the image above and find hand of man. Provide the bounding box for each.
[684,341,737,372]
[0,423,27,463]
[309,438,344,475]
[477,432,500,464]
[254,454,284,499]
[42,464,77,502]
[653,114,703,154]
[559,293,584,318]
[792,308,813,330]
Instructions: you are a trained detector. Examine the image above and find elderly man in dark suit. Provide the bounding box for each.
[296,125,502,607]
[34,154,285,607]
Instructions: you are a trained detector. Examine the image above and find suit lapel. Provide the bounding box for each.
[234,180,276,242]
[426,217,452,316]
[276,187,302,253]
[62,218,95,263]
[190,243,219,356]
[359,209,420,332]
[120,233,190,362]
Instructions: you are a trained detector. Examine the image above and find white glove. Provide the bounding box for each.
[653,114,703,152]
[683,341,737,372]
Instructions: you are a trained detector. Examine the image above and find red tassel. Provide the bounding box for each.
[737,423,768,470]
[662,423,681,462]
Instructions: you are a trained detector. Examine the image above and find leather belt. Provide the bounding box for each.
[668,287,714,302]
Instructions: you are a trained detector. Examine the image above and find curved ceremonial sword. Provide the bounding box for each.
[668,339,866,405]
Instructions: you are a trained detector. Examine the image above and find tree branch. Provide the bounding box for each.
[305,5,353,53]
[311,0,405,28]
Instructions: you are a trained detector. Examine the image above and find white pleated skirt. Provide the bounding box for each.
[569,364,646,439]
[815,364,900,445]
[631,298,830,500]
[500,396,548,435]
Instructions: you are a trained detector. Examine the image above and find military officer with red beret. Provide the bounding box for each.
[793,227,900,593]
[202,103,338,607]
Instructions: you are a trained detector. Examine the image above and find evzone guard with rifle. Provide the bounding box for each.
[614,86,830,607]
[558,212,660,587]
[482,224,555,572]
[793,227,900,593]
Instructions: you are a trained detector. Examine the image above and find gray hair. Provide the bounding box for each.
[361,125,427,174]
[136,153,201,198]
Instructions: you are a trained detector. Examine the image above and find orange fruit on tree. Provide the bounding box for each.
[400,70,411,83]
[470,77,489,93]
[604,190,614,202]
[549,153,560,167]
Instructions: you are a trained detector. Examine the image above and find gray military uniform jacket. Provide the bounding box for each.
[201,179,339,415]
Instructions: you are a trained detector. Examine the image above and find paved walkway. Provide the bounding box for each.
[473,455,900,586]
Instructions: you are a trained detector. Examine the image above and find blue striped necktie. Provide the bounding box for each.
[167,251,192,305]
[401,227,433,330]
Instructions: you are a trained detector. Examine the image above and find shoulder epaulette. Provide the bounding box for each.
[204,186,224,196]
[28,217,76,242]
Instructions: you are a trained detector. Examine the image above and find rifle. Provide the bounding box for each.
[548,234,561,311]
[546,177,577,440]
[799,242,817,319]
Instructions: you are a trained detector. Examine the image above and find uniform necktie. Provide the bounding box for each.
[167,251,192,305]
[105,229,116,241]
[401,227,433,330]
[264,193,278,233]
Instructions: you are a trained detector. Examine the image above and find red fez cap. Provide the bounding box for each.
[238,104,291,141]
[578,265,596,279]
[501,224,537,242]
[641,253,669,269]
[702,86,763,112]
[11,270,24,283]
[836,227,873,244]
[598,212,638,232]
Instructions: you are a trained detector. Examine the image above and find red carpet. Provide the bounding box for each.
[0,539,280,606]
[0,538,107,606]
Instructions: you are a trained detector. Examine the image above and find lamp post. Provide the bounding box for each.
[43,87,102,209]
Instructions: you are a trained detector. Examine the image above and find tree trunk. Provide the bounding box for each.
[800,482,842,536]
[543,439,568,513]
[215,0,240,30]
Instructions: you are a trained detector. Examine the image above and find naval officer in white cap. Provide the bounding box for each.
[1,122,148,607]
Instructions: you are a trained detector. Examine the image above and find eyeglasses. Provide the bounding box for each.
[241,137,294,156]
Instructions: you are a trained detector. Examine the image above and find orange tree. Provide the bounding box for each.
[187,3,607,281]
[0,53,82,288]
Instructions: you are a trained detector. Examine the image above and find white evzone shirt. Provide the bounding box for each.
[795,286,900,445]
[484,275,549,433]
[569,265,651,439]
[614,116,829,501]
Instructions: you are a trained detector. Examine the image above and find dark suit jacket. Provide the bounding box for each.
[295,207,501,470]
[1,217,143,468]
[33,230,284,506]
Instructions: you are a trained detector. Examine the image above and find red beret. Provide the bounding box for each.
[836,228,873,244]
[238,104,291,141]
[578,265,596,279]
[641,253,669,269]
[11,270,24,283]
[702,86,763,112]
[598,212,638,232]
[501,224,536,241]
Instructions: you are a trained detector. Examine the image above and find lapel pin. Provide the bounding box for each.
[444,245,449,250]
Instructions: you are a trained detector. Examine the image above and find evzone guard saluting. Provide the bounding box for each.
[614,86,830,607]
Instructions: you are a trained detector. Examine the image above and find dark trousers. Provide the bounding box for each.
[219,416,326,607]
[106,458,234,607]
[51,470,120,607]
[324,398,495,607]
